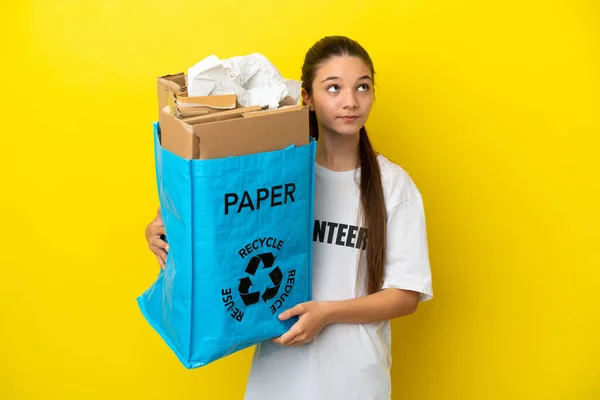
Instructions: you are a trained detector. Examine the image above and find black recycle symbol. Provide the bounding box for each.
[238,252,283,306]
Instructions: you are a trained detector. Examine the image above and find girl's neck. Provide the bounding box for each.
[315,127,360,172]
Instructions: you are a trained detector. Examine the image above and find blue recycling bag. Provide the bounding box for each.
[137,122,316,369]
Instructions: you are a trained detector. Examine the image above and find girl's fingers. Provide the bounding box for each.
[150,245,168,262]
[150,237,169,252]
[155,254,165,269]
[285,334,310,347]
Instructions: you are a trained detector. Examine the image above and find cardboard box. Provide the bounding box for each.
[159,105,309,159]
[157,73,309,160]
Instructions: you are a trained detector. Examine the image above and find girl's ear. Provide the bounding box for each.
[301,90,314,111]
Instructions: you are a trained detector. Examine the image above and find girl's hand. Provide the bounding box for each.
[145,207,168,269]
[271,301,333,346]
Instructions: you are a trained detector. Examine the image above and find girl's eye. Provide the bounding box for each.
[326,85,340,93]
[358,84,370,92]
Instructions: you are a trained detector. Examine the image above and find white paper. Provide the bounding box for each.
[187,53,301,109]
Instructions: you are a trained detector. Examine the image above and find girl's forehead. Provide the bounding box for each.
[315,56,372,81]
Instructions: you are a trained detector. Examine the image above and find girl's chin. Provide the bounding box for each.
[334,127,362,137]
[322,124,363,137]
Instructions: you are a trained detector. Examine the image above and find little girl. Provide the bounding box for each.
[146,36,433,400]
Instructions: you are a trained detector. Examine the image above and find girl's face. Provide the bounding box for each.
[303,55,374,137]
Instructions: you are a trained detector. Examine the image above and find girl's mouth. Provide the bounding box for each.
[338,115,359,122]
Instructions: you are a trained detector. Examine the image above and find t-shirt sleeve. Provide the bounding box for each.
[381,196,433,302]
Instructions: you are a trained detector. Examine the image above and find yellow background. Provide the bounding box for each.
[1,0,598,399]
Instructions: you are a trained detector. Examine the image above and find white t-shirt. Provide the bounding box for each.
[244,155,433,400]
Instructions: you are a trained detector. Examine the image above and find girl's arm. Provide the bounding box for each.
[326,287,419,324]
[272,288,419,347]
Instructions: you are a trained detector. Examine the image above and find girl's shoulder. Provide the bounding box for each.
[376,154,423,209]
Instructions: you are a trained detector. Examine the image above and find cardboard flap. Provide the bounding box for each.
[177,93,237,109]
[157,73,186,92]
[157,74,185,115]
[185,105,261,126]
[159,107,198,159]
[242,105,305,118]
[175,105,221,119]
